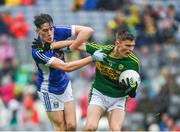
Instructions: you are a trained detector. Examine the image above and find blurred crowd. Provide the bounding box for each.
[0,0,180,131]
[72,0,127,11]
[0,0,35,6]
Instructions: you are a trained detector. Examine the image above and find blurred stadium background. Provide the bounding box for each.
[0,0,180,131]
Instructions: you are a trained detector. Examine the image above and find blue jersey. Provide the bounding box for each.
[32,25,75,94]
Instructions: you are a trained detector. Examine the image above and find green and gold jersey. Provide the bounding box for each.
[86,43,140,97]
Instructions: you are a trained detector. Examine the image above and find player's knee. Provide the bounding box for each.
[51,118,65,128]
[84,123,98,131]
[52,120,65,131]
[66,121,76,130]
[110,125,122,131]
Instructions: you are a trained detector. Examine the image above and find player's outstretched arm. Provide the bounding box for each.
[51,25,93,50]
[50,56,92,72]
[50,40,74,49]
[70,25,94,49]
[32,38,74,51]
[51,40,87,52]
[50,50,106,72]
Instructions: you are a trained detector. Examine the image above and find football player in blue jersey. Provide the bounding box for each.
[31,13,106,131]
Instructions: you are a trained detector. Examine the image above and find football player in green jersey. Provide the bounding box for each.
[82,30,140,131]
[49,29,140,131]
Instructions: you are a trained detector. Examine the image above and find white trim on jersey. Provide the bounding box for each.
[71,25,76,37]
[36,51,50,62]
[45,57,56,66]
[43,92,51,111]
[39,63,50,92]
[55,25,71,28]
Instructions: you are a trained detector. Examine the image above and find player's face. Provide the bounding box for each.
[36,22,54,43]
[115,40,135,58]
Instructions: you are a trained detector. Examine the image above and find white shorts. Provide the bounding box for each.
[37,81,74,112]
[89,88,127,112]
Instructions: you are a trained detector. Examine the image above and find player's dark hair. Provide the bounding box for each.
[116,29,135,41]
[33,13,53,28]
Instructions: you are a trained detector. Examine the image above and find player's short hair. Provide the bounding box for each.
[33,13,53,28]
[116,29,135,41]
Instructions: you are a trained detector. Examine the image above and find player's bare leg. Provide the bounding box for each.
[64,100,76,130]
[47,111,65,131]
[107,109,125,131]
[83,104,104,131]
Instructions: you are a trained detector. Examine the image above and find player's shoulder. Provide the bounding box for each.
[32,48,53,64]
[32,48,46,58]
[86,43,114,53]
[100,44,114,54]
[102,44,114,51]
[129,52,140,60]
[32,48,43,53]
[128,53,140,65]
[88,43,113,48]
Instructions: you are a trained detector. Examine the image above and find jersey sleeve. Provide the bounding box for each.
[32,49,55,66]
[54,25,75,40]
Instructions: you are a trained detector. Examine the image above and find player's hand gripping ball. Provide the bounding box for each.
[119,70,141,97]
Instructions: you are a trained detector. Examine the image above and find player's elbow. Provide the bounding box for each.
[87,27,94,35]
[62,64,74,72]
[83,27,94,35]
[64,68,72,72]
[52,62,73,72]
